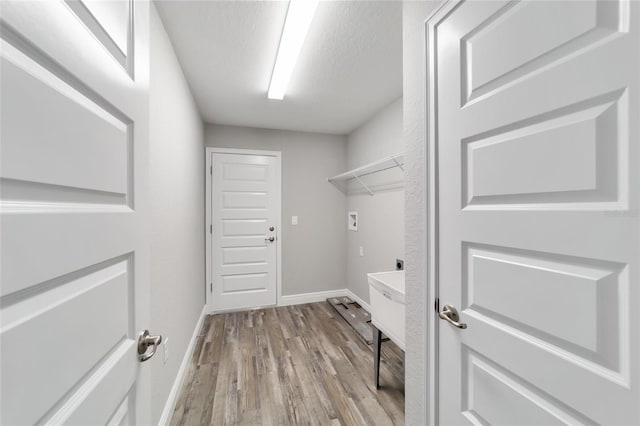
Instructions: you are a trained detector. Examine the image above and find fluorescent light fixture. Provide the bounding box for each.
[268,0,319,100]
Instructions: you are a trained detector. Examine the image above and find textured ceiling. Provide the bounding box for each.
[154,1,402,135]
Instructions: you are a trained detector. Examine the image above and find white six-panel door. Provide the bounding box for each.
[209,152,280,312]
[429,0,639,424]
[1,1,152,424]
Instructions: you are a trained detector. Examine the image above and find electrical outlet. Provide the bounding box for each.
[291,216,298,225]
[163,337,169,364]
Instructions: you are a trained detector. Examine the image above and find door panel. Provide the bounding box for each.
[430,0,639,424]
[463,92,624,208]
[222,273,269,293]
[0,1,150,424]
[462,348,590,425]
[2,261,136,425]
[222,191,268,209]
[222,246,268,265]
[211,153,279,311]
[70,0,130,59]
[463,243,623,364]
[461,1,626,105]
[1,54,129,197]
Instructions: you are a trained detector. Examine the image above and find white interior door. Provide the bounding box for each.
[1,1,153,424]
[430,0,639,424]
[210,152,280,312]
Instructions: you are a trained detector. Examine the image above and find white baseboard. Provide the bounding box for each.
[345,289,371,312]
[158,305,207,426]
[278,289,348,307]
[277,288,371,312]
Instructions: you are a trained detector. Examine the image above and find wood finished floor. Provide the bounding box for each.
[170,302,405,426]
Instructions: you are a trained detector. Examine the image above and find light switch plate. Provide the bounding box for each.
[292,216,298,225]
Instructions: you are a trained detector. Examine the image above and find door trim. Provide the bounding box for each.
[205,147,282,314]
[424,1,462,424]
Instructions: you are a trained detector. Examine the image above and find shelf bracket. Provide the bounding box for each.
[352,172,374,196]
[392,157,404,172]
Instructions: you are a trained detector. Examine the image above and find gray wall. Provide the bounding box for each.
[205,124,348,296]
[150,6,205,423]
[347,98,404,168]
[346,98,404,304]
[403,1,440,425]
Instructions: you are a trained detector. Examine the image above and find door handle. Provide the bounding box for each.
[265,237,275,243]
[137,330,162,362]
[439,304,467,329]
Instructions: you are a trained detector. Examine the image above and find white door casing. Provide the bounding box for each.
[206,149,281,312]
[428,0,639,424]
[1,1,152,424]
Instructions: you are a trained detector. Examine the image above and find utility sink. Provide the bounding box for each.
[368,270,405,351]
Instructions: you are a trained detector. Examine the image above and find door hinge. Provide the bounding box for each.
[210,224,213,234]
[210,283,212,292]
[434,298,440,313]
[210,165,212,175]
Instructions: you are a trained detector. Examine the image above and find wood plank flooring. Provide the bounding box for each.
[170,302,405,426]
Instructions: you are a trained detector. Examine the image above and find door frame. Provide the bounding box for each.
[205,147,282,314]
[424,1,461,424]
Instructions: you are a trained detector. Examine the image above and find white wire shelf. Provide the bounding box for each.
[327,153,405,195]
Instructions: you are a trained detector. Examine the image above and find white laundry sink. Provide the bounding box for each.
[368,270,405,351]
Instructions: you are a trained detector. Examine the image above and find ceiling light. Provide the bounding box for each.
[268,0,319,100]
